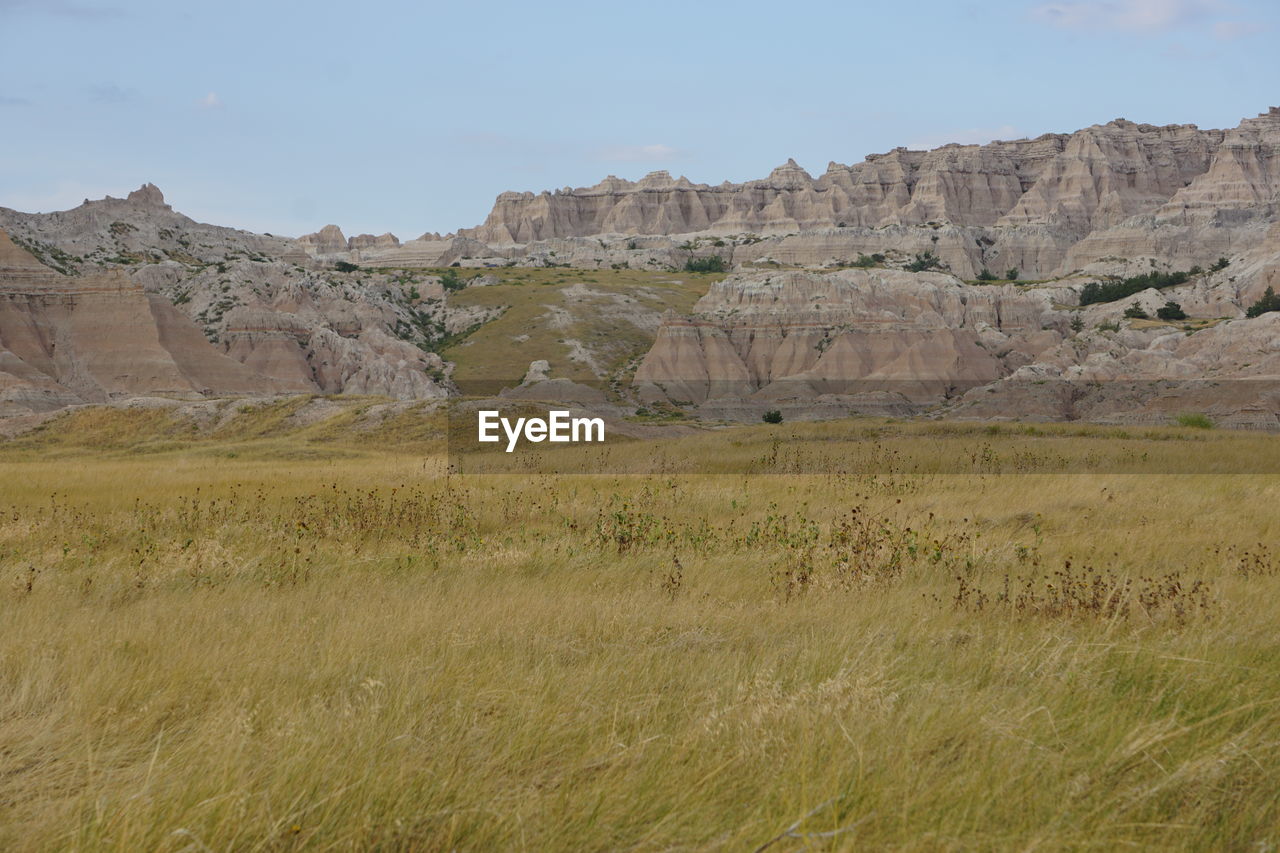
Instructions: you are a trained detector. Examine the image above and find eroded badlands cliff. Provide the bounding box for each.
[3,106,1280,429]
[0,229,294,415]
[634,261,1280,426]
[457,109,1280,281]
[0,188,469,415]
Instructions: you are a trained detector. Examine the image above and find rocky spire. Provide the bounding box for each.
[126,183,170,208]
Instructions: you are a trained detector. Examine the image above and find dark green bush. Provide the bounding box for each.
[1079,269,1191,306]
[976,268,997,281]
[334,261,360,273]
[684,256,727,273]
[1246,286,1280,318]
[1006,268,1019,281]
[1156,301,1187,321]
[440,269,467,292]
[906,251,943,272]
[762,410,783,424]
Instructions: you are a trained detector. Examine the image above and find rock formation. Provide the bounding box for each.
[459,109,1280,280]
[634,269,1063,412]
[0,187,471,411]
[0,228,297,415]
[634,259,1280,426]
[298,224,349,255]
[301,227,404,254]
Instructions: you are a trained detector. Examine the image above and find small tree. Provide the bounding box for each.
[1156,301,1187,321]
[439,269,467,292]
[976,268,997,281]
[334,260,360,273]
[1006,268,1019,281]
[905,251,943,272]
[1210,257,1230,272]
[1070,313,1085,333]
[1246,286,1280,318]
[1123,303,1148,319]
[762,410,783,424]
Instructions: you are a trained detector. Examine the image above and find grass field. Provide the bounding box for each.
[429,267,718,394]
[2,410,1279,850]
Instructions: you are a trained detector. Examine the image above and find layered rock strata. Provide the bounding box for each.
[633,269,1064,410]
[459,109,1280,280]
[0,229,295,415]
[635,264,1280,426]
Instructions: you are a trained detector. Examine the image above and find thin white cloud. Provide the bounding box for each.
[1212,19,1264,39]
[0,94,31,106]
[1032,0,1223,33]
[596,143,682,162]
[199,91,223,109]
[907,125,1022,150]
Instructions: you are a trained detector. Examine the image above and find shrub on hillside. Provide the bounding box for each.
[906,251,943,272]
[1176,413,1214,429]
[440,269,467,292]
[684,256,727,273]
[762,410,783,424]
[1156,301,1187,321]
[1079,269,1191,306]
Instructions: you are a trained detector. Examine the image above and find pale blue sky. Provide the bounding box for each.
[1,0,1275,238]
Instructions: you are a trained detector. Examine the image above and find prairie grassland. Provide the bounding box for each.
[432,267,718,393]
[2,413,1280,850]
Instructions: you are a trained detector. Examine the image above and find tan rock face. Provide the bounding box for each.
[126,183,170,208]
[297,224,348,255]
[463,119,1231,242]
[0,189,463,411]
[954,310,1280,425]
[347,232,401,250]
[459,109,1280,280]
[0,229,292,415]
[634,263,1280,424]
[634,269,1063,407]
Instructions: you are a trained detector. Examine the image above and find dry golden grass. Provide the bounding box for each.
[433,267,716,393]
[2,413,1279,850]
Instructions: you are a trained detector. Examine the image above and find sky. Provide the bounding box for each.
[0,0,1276,239]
